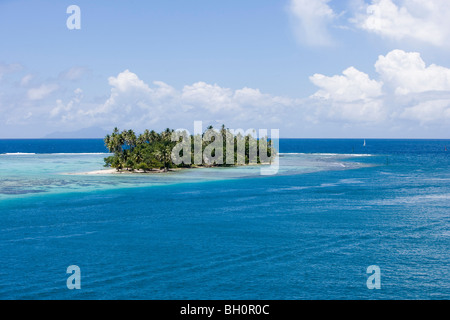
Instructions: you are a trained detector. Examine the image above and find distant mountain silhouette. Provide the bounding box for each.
[43,127,109,139]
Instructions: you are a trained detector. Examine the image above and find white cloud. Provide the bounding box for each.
[85,70,175,126]
[181,83,295,115]
[50,88,83,119]
[309,49,450,124]
[51,70,297,131]
[108,69,151,93]
[355,0,450,46]
[288,0,336,46]
[27,83,58,100]
[401,99,450,124]
[182,82,237,113]
[3,57,450,137]
[325,99,386,122]
[309,66,385,122]
[375,49,450,95]
[310,67,383,102]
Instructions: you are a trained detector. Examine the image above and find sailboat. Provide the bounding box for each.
[363,139,366,147]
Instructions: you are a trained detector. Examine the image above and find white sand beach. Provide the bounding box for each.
[66,168,177,175]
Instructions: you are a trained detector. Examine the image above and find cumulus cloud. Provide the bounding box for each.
[309,49,450,124]
[182,82,237,113]
[288,0,336,46]
[50,70,297,131]
[310,67,383,102]
[101,71,296,119]
[108,69,151,93]
[287,0,450,49]
[401,99,450,124]
[3,56,450,138]
[79,70,175,128]
[354,0,450,46]
[235,87,295,109]
[375,49,450,95]
[50,88,83,120]
[309,66,386,122]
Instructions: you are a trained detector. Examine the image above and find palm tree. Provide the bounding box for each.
[161,128,173,142]
[132,148,144,166]
[150,130,159,143]
[142,129,151,144]
[106,128,124,155]
[104,134,111,152]
[155,146,172,171]
[137,134,145,145]
[122,129,137,150]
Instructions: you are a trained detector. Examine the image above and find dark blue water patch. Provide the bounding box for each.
[0,139,108,154]
[280,139,450,155]
[1,138,449,155]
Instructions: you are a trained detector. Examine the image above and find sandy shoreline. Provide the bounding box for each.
[65,163,268,176]
[65,168,178,175]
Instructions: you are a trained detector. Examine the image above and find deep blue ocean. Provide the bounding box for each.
[0,139,449,299]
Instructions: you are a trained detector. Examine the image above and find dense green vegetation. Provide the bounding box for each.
[104,125,274,172]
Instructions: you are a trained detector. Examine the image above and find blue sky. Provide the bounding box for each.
[1,0,450,138]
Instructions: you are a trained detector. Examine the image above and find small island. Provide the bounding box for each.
[103,125,275,173]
